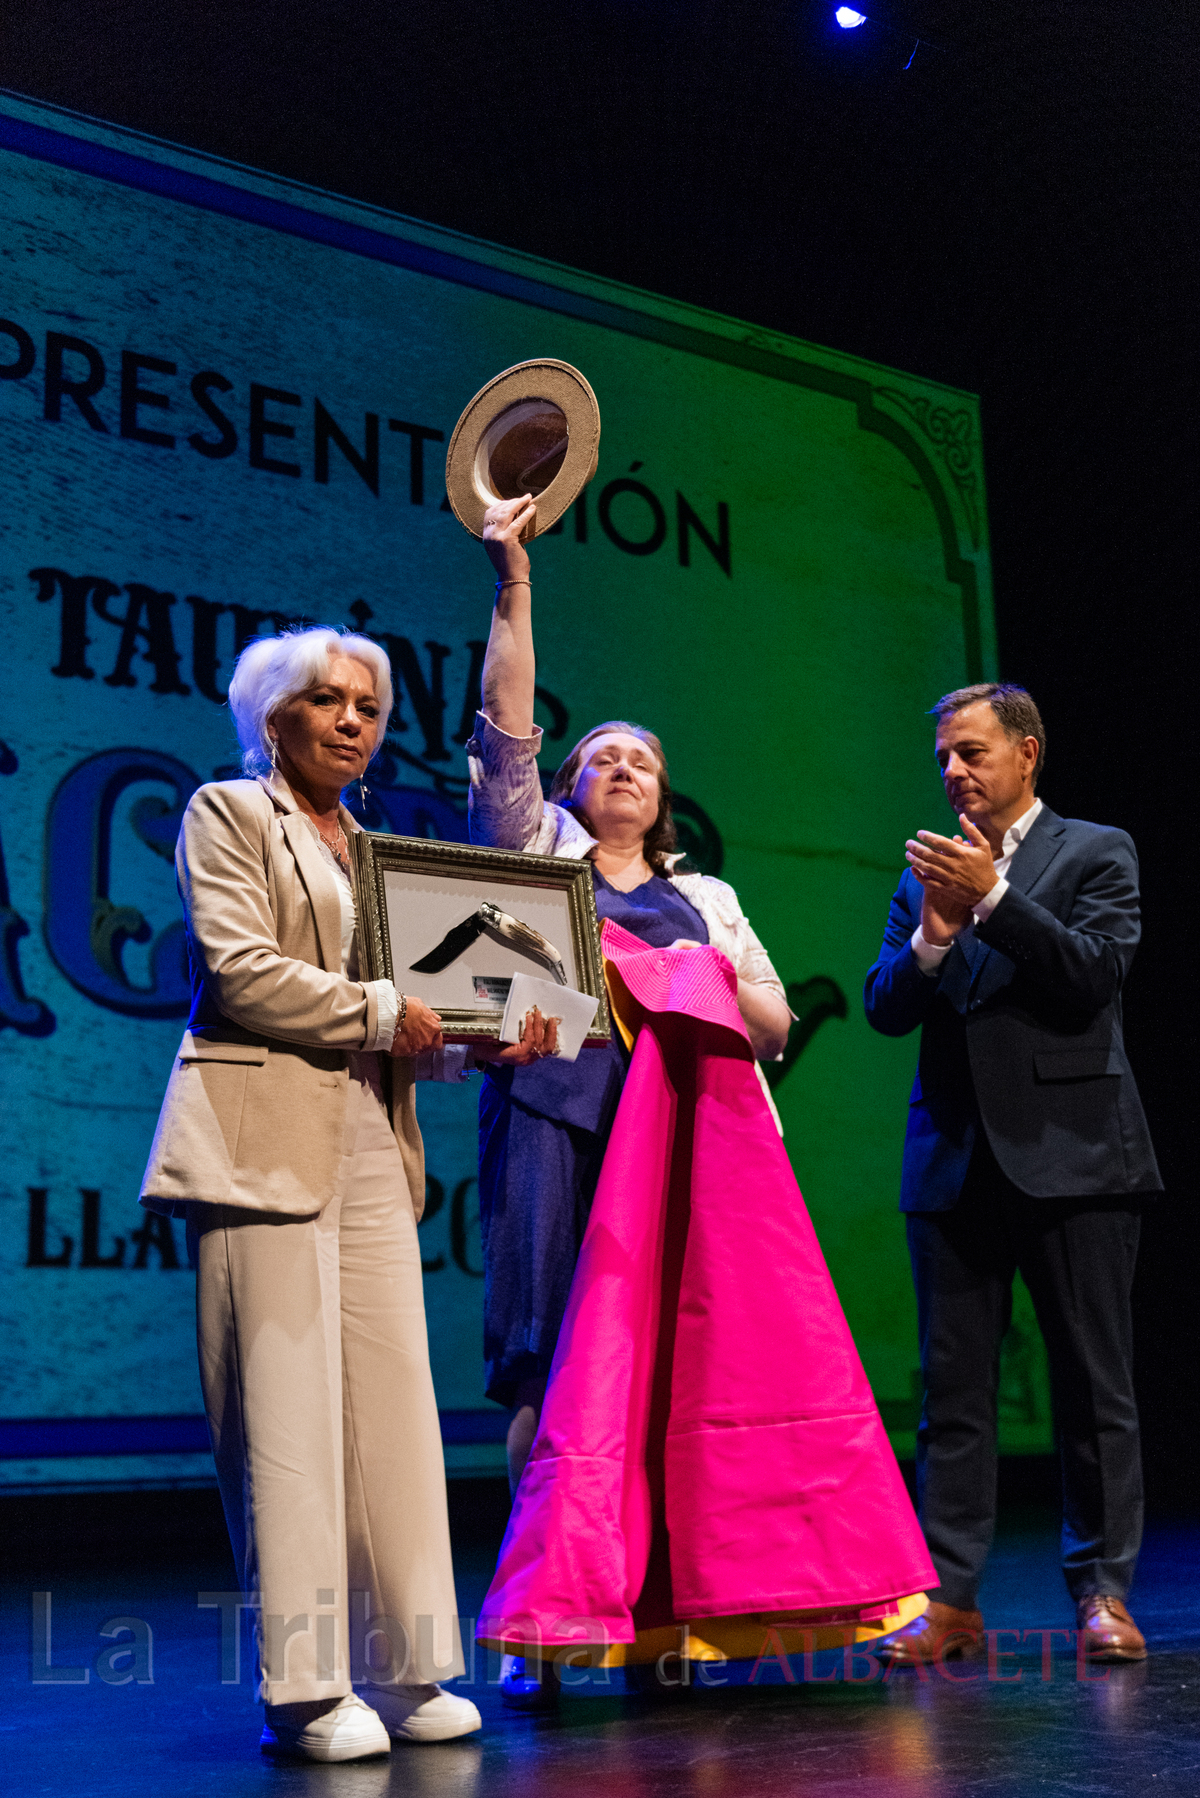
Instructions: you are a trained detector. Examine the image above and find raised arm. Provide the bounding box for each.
[481,494,539,737]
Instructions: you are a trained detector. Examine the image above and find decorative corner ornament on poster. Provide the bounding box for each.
[351,833,611,1046]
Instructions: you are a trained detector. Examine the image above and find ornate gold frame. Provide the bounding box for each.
[350,831,611,1043]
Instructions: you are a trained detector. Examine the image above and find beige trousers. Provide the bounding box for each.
[192,1054,463,1704]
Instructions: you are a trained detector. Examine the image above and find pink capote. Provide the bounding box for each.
[478,922,934,1647]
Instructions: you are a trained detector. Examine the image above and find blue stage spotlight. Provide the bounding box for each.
[835,7,867,25]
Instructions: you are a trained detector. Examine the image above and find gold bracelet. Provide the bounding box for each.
[494,578,531,592]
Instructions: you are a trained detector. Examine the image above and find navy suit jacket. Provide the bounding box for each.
[863,805,1162,1211]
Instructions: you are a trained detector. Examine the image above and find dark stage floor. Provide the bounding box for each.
[4,1480,1200,1797]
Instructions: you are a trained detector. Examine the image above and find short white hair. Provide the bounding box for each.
[227,628,394,776]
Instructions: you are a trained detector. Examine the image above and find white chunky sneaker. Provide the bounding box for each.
[260,1692,390,1761]
[359,1681,482,1742]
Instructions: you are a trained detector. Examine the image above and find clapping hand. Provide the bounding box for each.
[905,814,998,944]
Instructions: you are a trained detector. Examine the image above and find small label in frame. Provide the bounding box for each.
[473,975,513,1008]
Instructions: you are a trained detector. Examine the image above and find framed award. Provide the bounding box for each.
[349,832,611,1044]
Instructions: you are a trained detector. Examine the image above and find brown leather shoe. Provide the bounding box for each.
[877,1600,985,1666]
[1076,1596,1147,1662]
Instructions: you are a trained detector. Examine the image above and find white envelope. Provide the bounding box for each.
[498,974,600,1063]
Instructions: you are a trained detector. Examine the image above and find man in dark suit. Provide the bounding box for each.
[864,683,1161,1665]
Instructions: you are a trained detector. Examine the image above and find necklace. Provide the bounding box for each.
[595,856,653,892]
[313,816,349,870]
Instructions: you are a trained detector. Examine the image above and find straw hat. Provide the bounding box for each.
[444,359,601,539]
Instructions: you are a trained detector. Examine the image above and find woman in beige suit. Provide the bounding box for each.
[140,627,543,1761]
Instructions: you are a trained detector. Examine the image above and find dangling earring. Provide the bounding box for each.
[359,775,370,809]
[269,737,278,779]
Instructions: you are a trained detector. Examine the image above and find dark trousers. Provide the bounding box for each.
[906,1135,1143,1610]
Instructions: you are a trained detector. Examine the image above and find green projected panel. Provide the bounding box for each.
[0,94,1051,1488]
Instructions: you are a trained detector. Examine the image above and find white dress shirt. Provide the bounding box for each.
[911,798,1044,976]
[308,823,400,1050]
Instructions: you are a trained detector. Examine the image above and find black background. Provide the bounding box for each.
[3,0,1195,1501]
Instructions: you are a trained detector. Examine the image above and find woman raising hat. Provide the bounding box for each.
[466,495,795,1701]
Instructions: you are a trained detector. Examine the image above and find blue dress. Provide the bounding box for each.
[478,869,710,1406]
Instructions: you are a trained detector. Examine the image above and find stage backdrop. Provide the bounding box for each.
[0,92,1051,1490]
